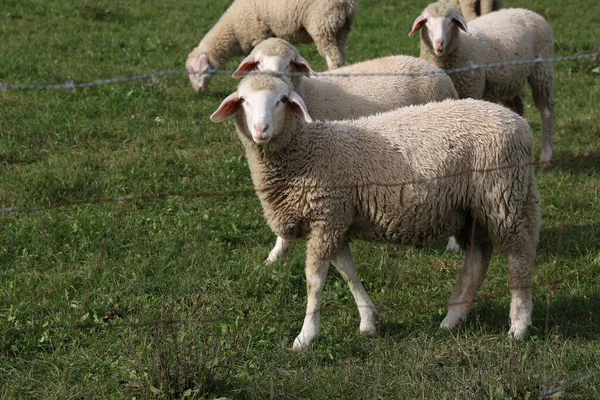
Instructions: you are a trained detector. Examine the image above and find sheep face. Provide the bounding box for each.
[233,40,315,78]
[211,75,312,144]
[186,54,213,92]
[409,5,470,55]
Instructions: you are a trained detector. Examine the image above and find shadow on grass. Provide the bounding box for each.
[457,292,600,340]
[544,153,600,174]
[537,222,600,259]
[377,282,600,341]
[378,321,414,339]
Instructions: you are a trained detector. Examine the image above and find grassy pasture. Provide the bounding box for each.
[1,0,599,398]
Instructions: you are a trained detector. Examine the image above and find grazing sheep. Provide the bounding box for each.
[185,0,358,92]
[445,0,505,21]
[233,38,460,262]
[409,1,555,166]
[211,73,541,349]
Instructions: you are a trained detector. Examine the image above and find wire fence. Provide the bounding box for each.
[0,52,598,91]
[1,150,597,215]
[2,50,599,398]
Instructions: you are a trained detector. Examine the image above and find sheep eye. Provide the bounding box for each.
[281,96,289,104]
[239,98,245,104]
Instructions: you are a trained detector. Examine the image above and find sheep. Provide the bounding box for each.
[233,38,460,262]
[232,38,317,90]
[409,1,554,167]
[233,38,459,120]
[185,0,358,92]
[210,73,541,349]
[445,0,505,21]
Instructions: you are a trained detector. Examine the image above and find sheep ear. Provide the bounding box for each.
[192,54,210,73]
[291,55,317,77]
[233,55,257,78]
[452,14,470,35]
[409,14,427,37]
[287,91,312,123]
[210,92,242,122]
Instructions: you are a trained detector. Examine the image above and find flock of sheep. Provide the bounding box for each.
[186,0,555,349]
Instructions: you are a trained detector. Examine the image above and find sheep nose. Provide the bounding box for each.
[254,123,269,135]
[435,39,444,47]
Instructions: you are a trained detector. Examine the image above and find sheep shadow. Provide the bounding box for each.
[463,292,600,340]
[374,290,600,340]
[537,222,600,261]
[465,222,600,339]
[542,152,600,174]
[376,291,600,341]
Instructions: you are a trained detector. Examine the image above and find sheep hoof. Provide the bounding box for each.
[445,237,462,252]
[264,253,280,265]
[539,160,552,170]
[360,325,377,337]
[439,318,454,330]
[359,309,378,336]
[292,335,314,350]
[539,151,552,170]
[440,312,464,330]
[508,323,528,340]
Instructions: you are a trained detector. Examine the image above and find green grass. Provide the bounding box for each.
[1,0,599,398]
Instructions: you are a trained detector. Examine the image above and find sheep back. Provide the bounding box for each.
[302,56,458,120]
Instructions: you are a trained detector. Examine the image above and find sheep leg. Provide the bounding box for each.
[503,95,525,116]
[505,178,539,339]
[539,104,554,167]
[441,240,492,330]
[507,250,535,340]
[480,0,495,15]
[461,2,479,21]
[292,250,330,350]
[331,242,378,336]
[528,65,554,167]
[264,236,290,264]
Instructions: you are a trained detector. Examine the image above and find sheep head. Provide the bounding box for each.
[233,38,316,78]
[409,1,470,56]
[211,74,312,145]
[186,54,213,92]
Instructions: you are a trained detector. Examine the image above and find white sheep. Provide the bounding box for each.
[233,38,460,262]
[445,0,505,21]
[409,2,555,166]
[233,38,459,120]
[211,73,541,349]
[185,0,358,92]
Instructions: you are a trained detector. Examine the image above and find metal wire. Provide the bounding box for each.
[0,52,597,91]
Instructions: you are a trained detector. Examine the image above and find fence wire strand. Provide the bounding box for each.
[1,150,597,214]
[541,370,600,398]
[0,52,598,91]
